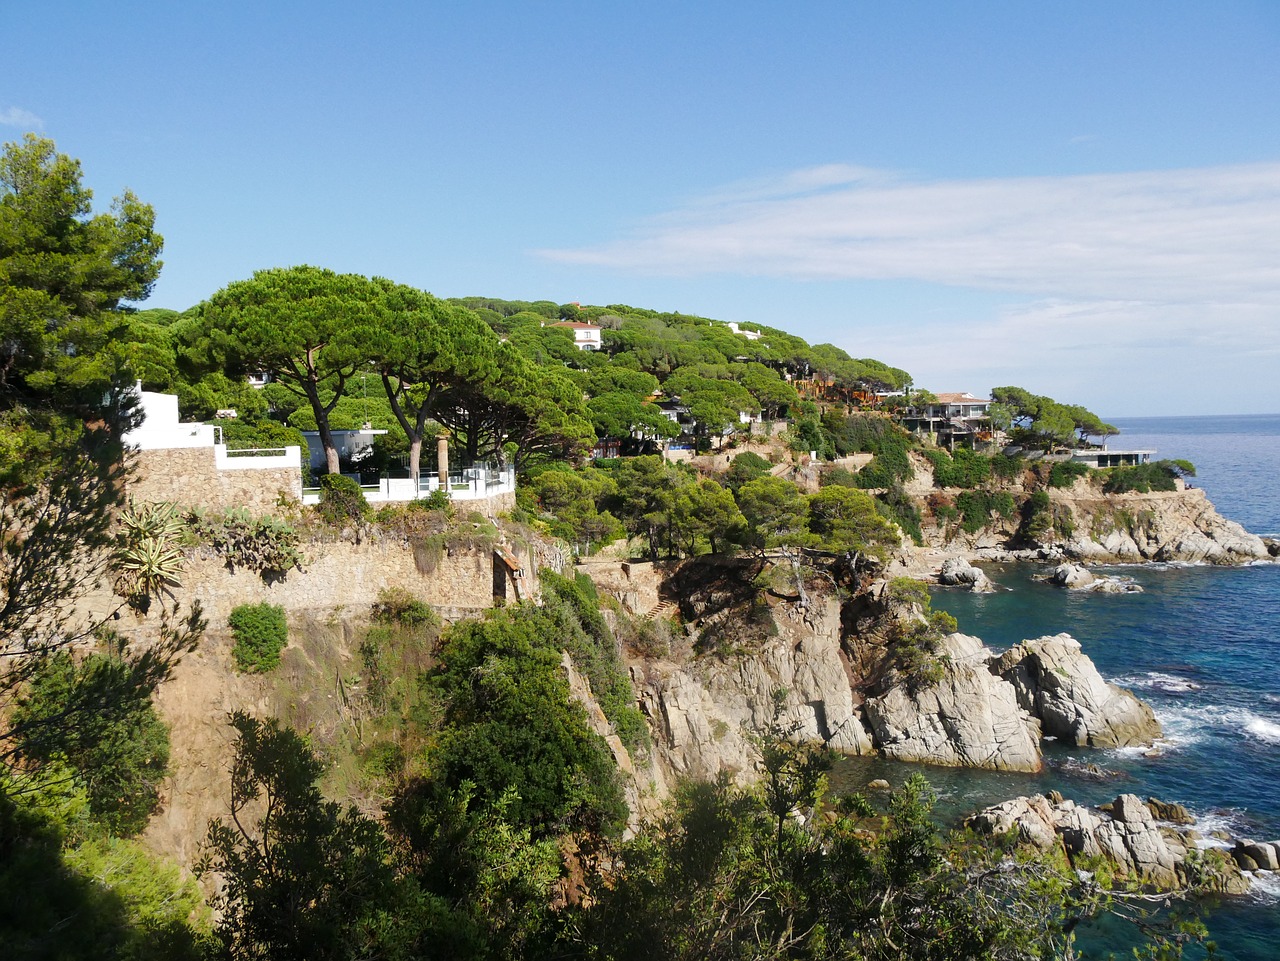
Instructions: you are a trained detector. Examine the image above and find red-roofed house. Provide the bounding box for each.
[549,320,603,351]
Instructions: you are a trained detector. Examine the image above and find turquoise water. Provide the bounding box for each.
[832,414,1280,959]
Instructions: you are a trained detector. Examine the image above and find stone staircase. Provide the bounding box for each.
[645,597,677,621]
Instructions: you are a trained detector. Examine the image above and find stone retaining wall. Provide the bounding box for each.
[84,537,545,634]
[128,447,302,513]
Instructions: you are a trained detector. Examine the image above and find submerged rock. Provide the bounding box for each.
[991,633,1161,748]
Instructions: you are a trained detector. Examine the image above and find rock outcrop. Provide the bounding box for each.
[992,634,1161,748]
[1057,488,1271,565]
[938,557,995,593]
[912,484,1271,567]
[1045,562,1142,594]
[967,793,1254,895]
[634,593,874,790]
[862,634,1042,772]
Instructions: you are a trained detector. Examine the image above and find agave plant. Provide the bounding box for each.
[112,500,187,608]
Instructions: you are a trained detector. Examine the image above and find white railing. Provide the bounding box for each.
[300,465,516,506]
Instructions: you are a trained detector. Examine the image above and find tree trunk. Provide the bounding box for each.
[303,380,341,475]
[408,437,422,492]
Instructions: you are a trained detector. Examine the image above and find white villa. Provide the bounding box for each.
[549,321,603,351]
[123,386,513,509]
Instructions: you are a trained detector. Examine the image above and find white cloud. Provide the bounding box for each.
[0,106,44,129]
[540,163,1280,306]
[849,297,1280,415]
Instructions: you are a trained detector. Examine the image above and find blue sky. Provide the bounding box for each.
[6,1,1279,415]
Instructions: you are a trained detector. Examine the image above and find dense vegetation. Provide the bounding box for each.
[0,134,1212,959]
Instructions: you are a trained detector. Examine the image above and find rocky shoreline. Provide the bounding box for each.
[966,791,1280,897]
[891,484,1278,589]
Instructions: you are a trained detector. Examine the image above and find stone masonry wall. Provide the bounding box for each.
[127,448,302,513]
[83,537,544,634]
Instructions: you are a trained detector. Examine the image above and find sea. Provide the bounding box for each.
[830,414,1280,959]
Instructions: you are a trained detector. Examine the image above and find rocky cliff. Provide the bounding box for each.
[631,589,874,791]
[608,557,1159,783]
[909,456,1274,566]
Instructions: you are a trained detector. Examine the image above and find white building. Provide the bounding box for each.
[549,321,603,350]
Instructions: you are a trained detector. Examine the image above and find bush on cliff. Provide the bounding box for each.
[1103,460,1194,494]
[316,473,370,525]
[954,490,1017,534]
[423,602,629,838]
[1048,460,1090,489]
[229,603,288,673]
[924,448,992,489]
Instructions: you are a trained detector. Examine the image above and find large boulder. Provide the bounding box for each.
[938,557,995,593]
[863,633,1042,772]
[1048,563,1096,589]
[991,633,1161,748]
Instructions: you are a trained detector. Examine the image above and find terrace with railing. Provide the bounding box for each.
[300,464,516,506]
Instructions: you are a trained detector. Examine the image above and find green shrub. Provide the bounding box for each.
[989,452,1025,481]
[884,578,955,690]
[1048,460,1090,488]
[1019,490,1054,543]
[924,448,991,489]
[372,587,438,628]
[539,570,651,753]
[1102,461,1186,493]
[229,603,288,673]
[953,490,1017,534]
[856,432,914,488]
[874,483,922,544]
[316,473,370,525]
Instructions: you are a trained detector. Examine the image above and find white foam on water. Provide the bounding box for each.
[1248,870,1280,904]
[1189,808,1249,840]
[1113,671,1203,694]
[1107,744,1155,759]
[1245,716,1280,745]
[1153,703,1280,748]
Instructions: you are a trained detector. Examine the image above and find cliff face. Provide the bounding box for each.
[613,559,1160,785]
[632,590,874,791]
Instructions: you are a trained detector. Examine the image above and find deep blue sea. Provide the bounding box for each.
[832,414,1280,959]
